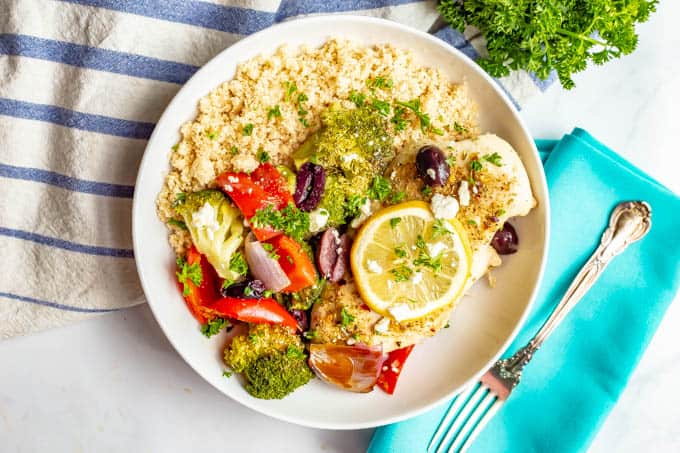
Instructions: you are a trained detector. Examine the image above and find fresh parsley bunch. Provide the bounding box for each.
[438,0,658,89]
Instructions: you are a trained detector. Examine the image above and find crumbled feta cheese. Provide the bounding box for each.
[374,317,390,333]
[223,184,233,192]
[426,168,436,180]
[411,272,423,285]
[430,193,460,219]
[387,304,411,322]
[192,202,220,240]
[247,188,253,195]
[458,181,471,206]
[227,175,239,183]
[350,199,378,228]
[243,218,250,228]
[367,260,383,274]
[308,208,329,233]
[341,153,360,163]
[427,242,447,257]
[346,337,357,346]
[387,279,394,289]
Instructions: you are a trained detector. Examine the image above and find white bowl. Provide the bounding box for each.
[132,15,549,430]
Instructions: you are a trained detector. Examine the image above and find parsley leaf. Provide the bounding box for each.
[391,265,414,282]
[453,122,468,134]
[470,159,483,172]
[257,149,270,163]
[391,106,408,131]
[201,317,229,338]
[421,186,433,197]
[205,129,217,140]
[345,195,367,219]
[390,217,402,228]
[340,307,355,327]
[483,152,503,167]
[168,218,187,230]
[286,345,306,359]
[349,90,366,107]
[431,219,452,240]
[223,370,233,378]
[395,98,435,133]
[303,330,317,340]
[368,76,394,89]
[368,176,392,201]
[176,257,202,296]
[370,98,391,116]
[250,203,310,243]
[229,251,248,276]
[394,246,407,259]
[267,105,282,120]
[243,123,254,136]
[283,81,297,101]
[438,0,658,89]
[413,235,443,273]
[230,145,239,155]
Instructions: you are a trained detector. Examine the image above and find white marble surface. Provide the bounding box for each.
[1,3,679,452]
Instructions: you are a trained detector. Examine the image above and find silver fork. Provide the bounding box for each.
[427,201,652,453]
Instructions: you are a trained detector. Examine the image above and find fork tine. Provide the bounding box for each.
[427,384,477,452]
[435,384,488,453]
[447,392,497,453]
[459,399,504,453]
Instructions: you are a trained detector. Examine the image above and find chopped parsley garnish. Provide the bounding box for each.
[263,290,273,298]
[230,145,239,155]
[470,159,483,172]
[345,195,367,218]
[176,257,202,296]
[283,81,297,101]
[390,217,402,228]
[467,219,478,226]
[340,307,355,327]
[206,129,217,140]
[250,203,310,243]
[286,345,306,359]
[303,330,317,340]
[453,122,468,134]
[394,246,407,259]
[431,219,451,240]
[248,333,259,343]
[446,155,456,165]
[244,286,254,297]
[421,186,433,197]
[483,152,503,167]
[391,106,408,131]
[168,218,187,230]
[243,123,254,136]
[173,192,186,207]
[445,322,450,329]
[267,105,282,120]
[223,370,233,378]
[257,149,270,163]
[349,90,366,107]
[222,279,234,290]
[171,144,179,152]
[370,98,391,117]
[229,251,248,276]
[392,265,414,282]
[261,242,279,260]
[369,76,394,89]
[413,235,443,273]
[368,176,392,201]
[390,190,406,203]
[496,209,507,217]
[395,98,436,133]
[201,317,229,338]
[297,93,309,126]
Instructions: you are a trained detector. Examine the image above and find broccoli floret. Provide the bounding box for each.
[224,324,304,373]
[289,279,326,310]
[174,190,244,280]
[244,349,313,399]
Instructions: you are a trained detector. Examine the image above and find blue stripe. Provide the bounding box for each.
[277,0,425,19]
[0,291,120,313]
[0,227,134,258]
[60,0,275,35]
[0,163,135,198]
[433,26,479,60]
[0,34,199,85]
[528,70,558,92]
[0,98,154,139]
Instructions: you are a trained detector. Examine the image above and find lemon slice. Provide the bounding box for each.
[350,201,472,322]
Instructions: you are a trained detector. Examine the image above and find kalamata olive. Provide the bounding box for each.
[317,228,351,282]
[491,222,519,255]
[221,279,266,298]
[294,162,326,211]
[289,309,309,331]
[416,145,450,187]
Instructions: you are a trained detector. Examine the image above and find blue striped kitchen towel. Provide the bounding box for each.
[0,0,554,338]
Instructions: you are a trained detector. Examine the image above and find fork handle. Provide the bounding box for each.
[505,201,652,374]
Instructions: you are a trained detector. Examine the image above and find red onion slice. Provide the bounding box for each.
[244,234,290,292]
[308,343,386,393]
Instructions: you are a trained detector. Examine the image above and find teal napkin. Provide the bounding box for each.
[369,128,680,453]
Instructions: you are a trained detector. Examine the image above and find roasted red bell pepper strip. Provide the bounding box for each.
[265,234,317,292]
[377,345,415,395]
[209,296,299,331]
[216,163,293,239]
[177,246,220,324]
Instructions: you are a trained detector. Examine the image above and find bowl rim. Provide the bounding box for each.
[132,14,550,430]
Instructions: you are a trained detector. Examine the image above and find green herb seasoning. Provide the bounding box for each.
[230,145,239,155]
[483,152,503,167]
[283,81,297,101]
[267,105,282,120]
[229,251,248,276]
[340,307,355,327]
[257,149,270,163]
[175,257,202,296]
[391,106,408,131]
[243,123,254,136]
[390,217,402,228]
[251,203,310,243]
[470,159,483,172]
[369,76,394,89]
[370,98,391,117]
[391,265,414,282]
[349,90,366,107]
[368,175,392,201]
[168,218,187,230]
[453,122,468,134]
[201,317,229,338]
